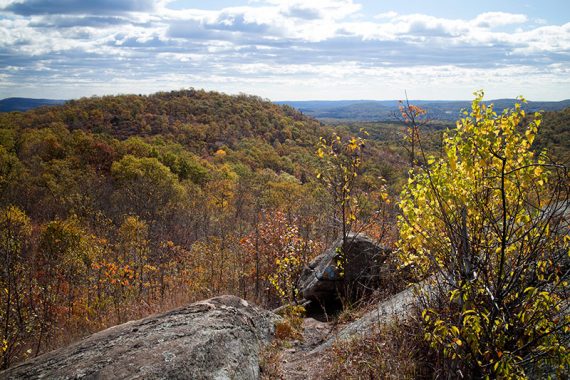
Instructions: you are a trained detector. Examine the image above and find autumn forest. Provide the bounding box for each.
[0,89,569,377]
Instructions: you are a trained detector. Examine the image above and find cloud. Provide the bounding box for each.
[0,1,568,100]
[168,19,224,40]
[210,11,272,33]
[261,0,360,20]
[403,14,464,37]
[4,0,155,15]
[374,11,398,20]
[0,0,19,8]
[473,12,528,28]
[281,5,322,20]
[29,15,139,28]
[510,22,570,54]
[166,6,285,42]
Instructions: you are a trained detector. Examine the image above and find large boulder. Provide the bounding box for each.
[299,233,390,310]
[1,295,278,380]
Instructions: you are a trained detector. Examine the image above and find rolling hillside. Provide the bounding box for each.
[0,89,567,372]
[0,89,402,367]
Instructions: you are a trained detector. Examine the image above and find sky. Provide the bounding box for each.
[0,0,569,101]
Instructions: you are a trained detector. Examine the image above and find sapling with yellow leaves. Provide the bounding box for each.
[316,132,365,246]
[398,91,569,378]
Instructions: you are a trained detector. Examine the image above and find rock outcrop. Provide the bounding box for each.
[320,284,418,350]
[299,233,390,309]
[278,283,425,379]
[1,295,278,380]
[311,278,435,355]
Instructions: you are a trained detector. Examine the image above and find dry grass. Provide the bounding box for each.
[321,317,434,380]
[259,341,285,380]
[274,320,302,341]
[274,304,305,340]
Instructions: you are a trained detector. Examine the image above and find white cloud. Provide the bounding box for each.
[472,12,528,28]
[0,0,21,7]
[0,1,568,100]
[262,0,360,20]
[512,22,570,54]
[374,11,397,20]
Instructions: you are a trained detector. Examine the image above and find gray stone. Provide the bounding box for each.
[310,280,430,354]
[299,233,390,307]
[1,295,278,380]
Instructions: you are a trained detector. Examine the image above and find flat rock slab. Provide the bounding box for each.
[1,295,278,380]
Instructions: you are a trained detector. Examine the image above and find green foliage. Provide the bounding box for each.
[0,129,16,151]
[0,147,23,194]
[398,92,569,378]
[39,217,86,269]
[111,155,186,221]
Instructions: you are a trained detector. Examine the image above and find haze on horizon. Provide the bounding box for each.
[0,0,569,101]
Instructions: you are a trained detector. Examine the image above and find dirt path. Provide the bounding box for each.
[279,318,335,379]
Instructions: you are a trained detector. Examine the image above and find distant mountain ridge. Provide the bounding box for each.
[0,97,66,112]
[3,96,569,121]
[276,99,570,121]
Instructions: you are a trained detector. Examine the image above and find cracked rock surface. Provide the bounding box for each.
[1,295,278,380]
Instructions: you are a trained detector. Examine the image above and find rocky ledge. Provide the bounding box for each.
[1,295,278,380]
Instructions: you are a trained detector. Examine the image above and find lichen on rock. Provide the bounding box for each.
[1,295,279,380]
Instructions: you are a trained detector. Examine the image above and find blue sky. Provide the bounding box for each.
[0,0,569,100]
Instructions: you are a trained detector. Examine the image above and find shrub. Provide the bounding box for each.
[398,92,569,378]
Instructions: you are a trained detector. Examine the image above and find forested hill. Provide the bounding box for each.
[2,89,322,153]
[536,106,570,163]
[2,89,566,369]
[0,89,403,367]
[0,88,344,230]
